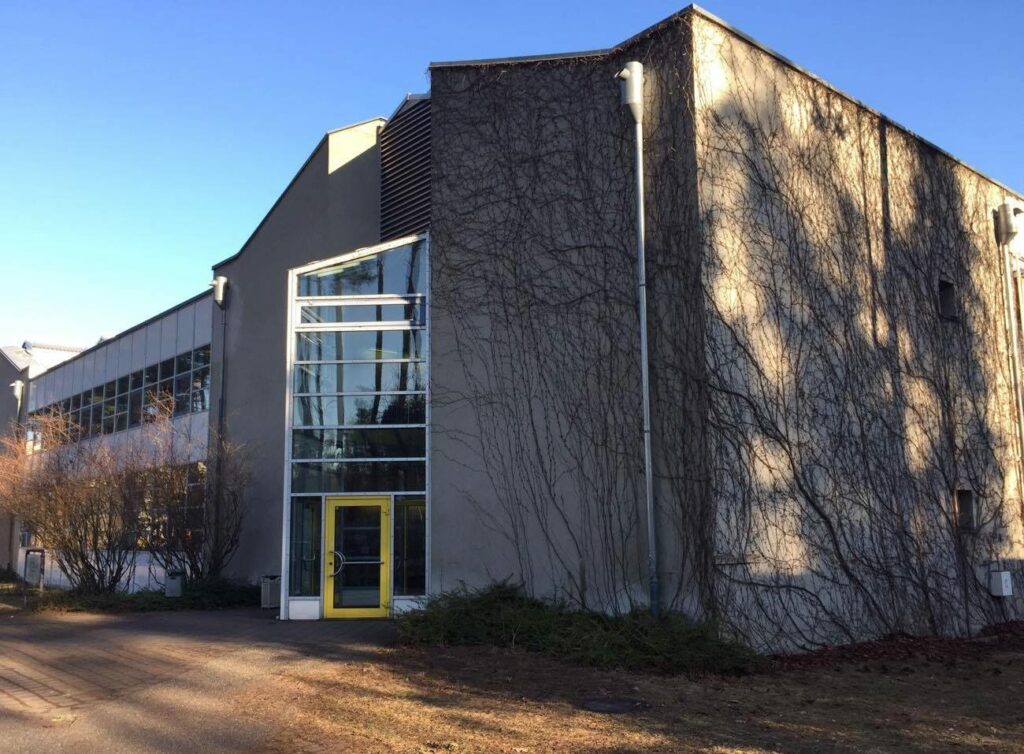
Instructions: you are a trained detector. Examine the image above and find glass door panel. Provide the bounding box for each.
[324,496,390,618]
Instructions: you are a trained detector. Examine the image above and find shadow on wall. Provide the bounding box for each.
[695,20,1023,650]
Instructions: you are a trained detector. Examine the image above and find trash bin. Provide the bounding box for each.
[261,575,281,609]
[165,571,185,598]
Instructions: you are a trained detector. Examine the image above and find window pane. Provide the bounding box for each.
[116,376,130,395]
[291,461,425,494]
[191,367,211,412]
[115,393,129,413]
[104,381,117,400]
[293,394,425,426]
[115,413,127,432]
[295,329,423,362]
[176,352,192,375]
[297,240,426,297]
[159,358,175,381]
[144,364,159,385]
[294,362,426,394]
[130,370,144,390]
[174,375,191,416]
[129,390,142,427]
[292,428,425,459]
[289,498,321,597]
[193,345,211,368]
[300,302,424,325]
[394,497,426,596]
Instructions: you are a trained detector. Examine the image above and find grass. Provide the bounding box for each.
[398,583,766,676]
[12,578,260,613]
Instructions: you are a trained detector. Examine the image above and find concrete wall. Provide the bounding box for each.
[213,120,383,582]
[429,15,705,611]
[430,6,1024,650]
[691,11,1024,648]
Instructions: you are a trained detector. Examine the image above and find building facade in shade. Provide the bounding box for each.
[8,5,1024,649]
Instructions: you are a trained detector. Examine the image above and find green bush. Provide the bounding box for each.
[398,583,766,676]
[26,578,260,613]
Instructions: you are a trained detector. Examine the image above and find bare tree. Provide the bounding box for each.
[0,399,250,593]
[0,413,142,593]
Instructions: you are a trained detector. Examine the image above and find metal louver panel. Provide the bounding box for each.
[380,96,431,242]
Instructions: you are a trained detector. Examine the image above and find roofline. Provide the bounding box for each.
[326,116,388,136]
[28,289,214,382]
[213,117,387,271]
[431,4,1023,200]
[0,349,29,375]
[386,93,430,123]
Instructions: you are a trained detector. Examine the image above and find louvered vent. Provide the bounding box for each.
[380,95,431,242]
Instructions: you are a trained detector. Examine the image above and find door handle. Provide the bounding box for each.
[331,550,345,576]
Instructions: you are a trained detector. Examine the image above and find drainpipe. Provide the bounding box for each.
[210,275,229,577]
[617,61,659,617]
[996,202,1024,503]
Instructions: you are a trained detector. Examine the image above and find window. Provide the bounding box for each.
[288,239,429,606]
[291,461,426,494]
[31,344,213,445]
[938,279,957,320]
[295,330,424,362]
[394,496,426,596]
[297,240,426,297]
[289,498,321,597]
[956,488,977,532]
[294,362,425,395]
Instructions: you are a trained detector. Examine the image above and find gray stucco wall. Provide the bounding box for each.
[213,123,382,582]
[428,16,705,611]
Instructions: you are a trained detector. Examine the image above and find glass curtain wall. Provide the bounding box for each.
[287,237,428,602]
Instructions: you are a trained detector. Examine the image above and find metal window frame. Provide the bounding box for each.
[280,234,430,618]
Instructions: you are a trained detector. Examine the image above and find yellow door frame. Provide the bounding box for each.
[324,496,390,619]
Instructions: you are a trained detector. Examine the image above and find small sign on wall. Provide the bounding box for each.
[23,549,44,588]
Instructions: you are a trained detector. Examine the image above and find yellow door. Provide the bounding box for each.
[324,496,390,618]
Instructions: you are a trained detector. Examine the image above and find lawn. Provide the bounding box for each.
[247,634,1024,753]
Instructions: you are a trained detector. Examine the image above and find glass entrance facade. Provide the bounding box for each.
[282,236,428,618]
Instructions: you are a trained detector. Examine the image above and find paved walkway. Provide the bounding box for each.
[0,608,395,752]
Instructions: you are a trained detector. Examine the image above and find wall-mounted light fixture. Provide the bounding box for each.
[210,276,229,308]
[996,201,1021,246]
[10,380,24,417]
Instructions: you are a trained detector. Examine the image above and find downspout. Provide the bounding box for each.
[996,203,1024,504]
[617,61,659,617]
[210,275,229,576]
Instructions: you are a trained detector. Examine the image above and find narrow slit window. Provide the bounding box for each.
[938,279,957,320]
[956,488,976,532]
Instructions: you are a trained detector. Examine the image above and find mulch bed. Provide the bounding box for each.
[775,620,1024,671]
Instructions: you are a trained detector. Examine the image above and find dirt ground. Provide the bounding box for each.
[249,639,1024,754]
[2,597,1023,753]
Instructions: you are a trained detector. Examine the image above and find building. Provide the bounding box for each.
[6,5,1024,650]
[1,342,82,572]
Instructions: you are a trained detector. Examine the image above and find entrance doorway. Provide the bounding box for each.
[324,496,390,618]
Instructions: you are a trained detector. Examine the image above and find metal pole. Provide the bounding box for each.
[617,61,659,617]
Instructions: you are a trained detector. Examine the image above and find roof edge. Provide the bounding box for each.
[429,3,1022,199]
[214,117,386,270]
[0,348,30,375]
[29,289,214,382]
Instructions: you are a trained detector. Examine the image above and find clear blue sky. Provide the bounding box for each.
[1,1,1021,349]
